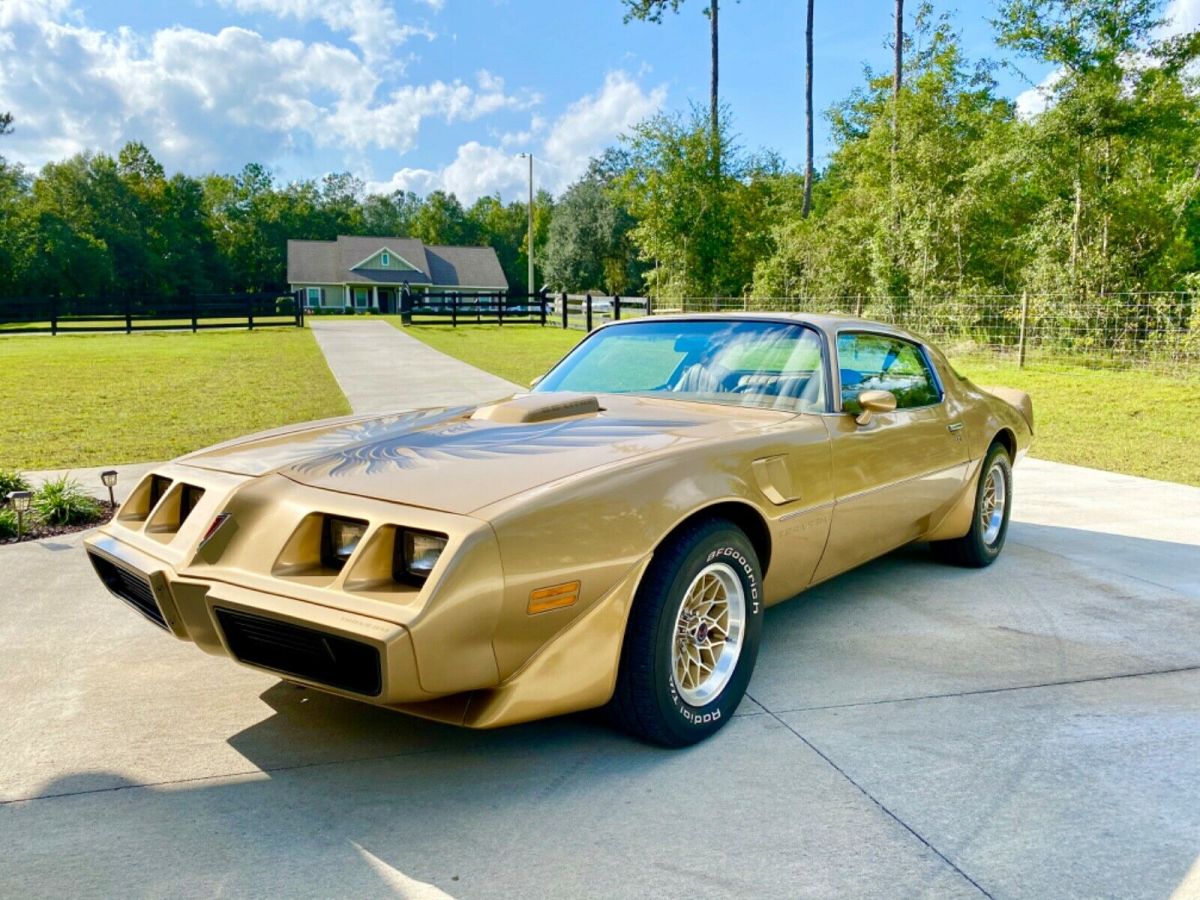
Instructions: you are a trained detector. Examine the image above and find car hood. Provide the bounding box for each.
[178,393,790,514]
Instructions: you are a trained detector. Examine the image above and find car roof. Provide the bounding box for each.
[604,311,925,344]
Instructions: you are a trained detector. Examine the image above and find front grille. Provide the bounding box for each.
[88,553,168,630]
[214,608,382,696]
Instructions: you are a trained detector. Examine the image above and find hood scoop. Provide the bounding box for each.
[471,392,601,424]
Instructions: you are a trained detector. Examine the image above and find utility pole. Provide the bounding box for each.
[520,153,534,295]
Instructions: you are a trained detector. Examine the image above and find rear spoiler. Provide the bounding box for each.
[980,385,1034,434]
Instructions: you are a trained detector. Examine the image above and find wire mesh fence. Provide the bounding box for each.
[659,292,1200,372]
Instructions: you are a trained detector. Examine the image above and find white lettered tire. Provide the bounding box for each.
[610,517,763,746]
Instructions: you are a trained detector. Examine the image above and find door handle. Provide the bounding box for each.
[947,422,964,433]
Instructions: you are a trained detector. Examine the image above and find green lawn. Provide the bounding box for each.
[387,320,582,386]
[397,322,1200,486]
[0,328,350,470]
[949,356,1200,486]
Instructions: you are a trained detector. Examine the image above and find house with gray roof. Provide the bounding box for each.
[287,235,509,313]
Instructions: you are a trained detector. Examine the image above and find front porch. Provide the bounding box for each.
[345,284,401,314]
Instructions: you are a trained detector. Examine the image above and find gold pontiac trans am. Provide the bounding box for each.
[85,314,1032,746]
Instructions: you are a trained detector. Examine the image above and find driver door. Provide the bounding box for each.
[812,331,970,583]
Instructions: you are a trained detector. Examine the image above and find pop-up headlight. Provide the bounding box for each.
[322,516,368,570]
[394,529,447,584]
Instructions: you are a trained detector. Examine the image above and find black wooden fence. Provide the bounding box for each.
[402,289,550,326]
[0,291,304,335]
[401,288,652,330]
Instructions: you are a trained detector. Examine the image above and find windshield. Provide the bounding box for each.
[534,319,826,413]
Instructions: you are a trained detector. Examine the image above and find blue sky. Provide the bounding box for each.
[0,0,1193,202]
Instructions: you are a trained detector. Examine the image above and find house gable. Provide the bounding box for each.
[351,246,425,273]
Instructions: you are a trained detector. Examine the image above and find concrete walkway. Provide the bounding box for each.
[308,319,522,415]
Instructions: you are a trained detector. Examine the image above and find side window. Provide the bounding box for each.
[836,332,941,411]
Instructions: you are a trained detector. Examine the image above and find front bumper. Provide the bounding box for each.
[84,531,431,705]
[84,464,653,730]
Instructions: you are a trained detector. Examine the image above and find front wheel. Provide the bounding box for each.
[932,442,1013,567]
[610,518,763,747]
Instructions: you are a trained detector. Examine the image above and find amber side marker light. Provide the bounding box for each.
[528,581,581,615]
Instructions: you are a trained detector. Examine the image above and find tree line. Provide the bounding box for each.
[1,0,1197,307]
[0,140,552,298]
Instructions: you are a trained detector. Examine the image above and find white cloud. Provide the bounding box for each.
[369,70,667,203]
[0,0,527,173]
[1016,0,1200,119]
[215,0,434,64]
[324,72,534,153]
[541,71,665,171]
[498,114,547,149]
[366,142,525,200]
[1161,0,1200,36]
[1015,68,1063,119]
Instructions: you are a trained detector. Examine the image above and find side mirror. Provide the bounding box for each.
[854,389,896,426]
[530,374,544,389]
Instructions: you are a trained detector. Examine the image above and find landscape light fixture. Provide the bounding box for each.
[100,469,118,508]
[6,490,32,540]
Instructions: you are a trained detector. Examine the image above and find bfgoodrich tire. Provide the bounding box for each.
[932,442,1013,568]
[610,517,764,747]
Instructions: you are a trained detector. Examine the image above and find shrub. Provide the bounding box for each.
[0,468,31,496]
[0,508,17,539]
[32,476,102,526]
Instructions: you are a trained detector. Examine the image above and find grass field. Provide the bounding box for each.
[386,320,582,386]
[948,356,1200,485]
[398,322,1200,486]
[0,329,349,470]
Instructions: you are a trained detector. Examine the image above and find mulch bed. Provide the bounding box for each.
[0,506,117,545]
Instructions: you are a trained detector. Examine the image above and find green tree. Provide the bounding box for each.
[467,194,527,291]
[544,177,641,293]
[755,8,1024,302]
[361,190,423,236]
[616,104,785,300]
[0,158,32,297]
[410,191,475,246]
[318,172,366,235]
[0,114,29,296]
[995,0,1200,295]
[622,1,724,170]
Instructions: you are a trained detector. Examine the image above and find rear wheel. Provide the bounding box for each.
[932,442,1012,567]
[610,518,763,747]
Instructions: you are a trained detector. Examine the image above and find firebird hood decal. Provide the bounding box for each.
[290,417,702,478]
[178,395,756,513]
[180,407,475,477]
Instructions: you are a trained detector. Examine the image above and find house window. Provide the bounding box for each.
[306,287,321,307]
[381,252,390,267]
[355,288,368,308]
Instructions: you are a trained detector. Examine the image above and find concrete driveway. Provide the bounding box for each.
[1,458,1198,899]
